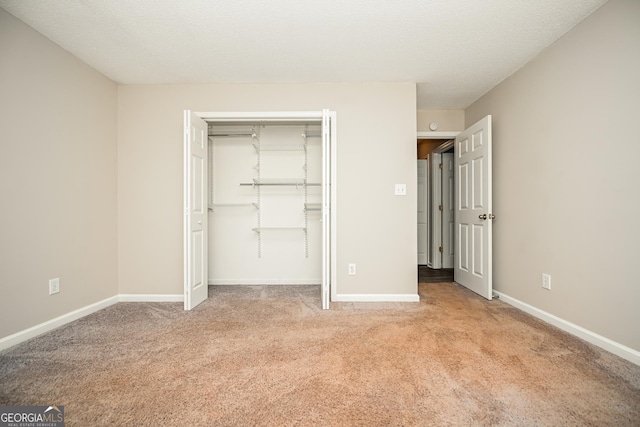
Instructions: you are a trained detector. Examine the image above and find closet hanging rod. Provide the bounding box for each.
[239,183,321,187]
[208,133,257,138]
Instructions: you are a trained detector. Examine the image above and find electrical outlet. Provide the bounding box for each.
[348,263,356,275]
[394,184,407,196]
[49,278,60,295]
[542,273,551,290]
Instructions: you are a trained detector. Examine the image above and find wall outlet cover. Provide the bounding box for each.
[49,278,60,295]
[394,184,407,196]
[348,263,356,275]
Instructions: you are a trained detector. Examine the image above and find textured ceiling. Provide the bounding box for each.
[0,0,607,109]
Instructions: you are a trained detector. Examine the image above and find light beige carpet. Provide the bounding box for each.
[1,283,639,426]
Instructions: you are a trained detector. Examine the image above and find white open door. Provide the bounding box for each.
[417,159,428,265]
[430,153,442,269]
[454,115,493,300]
[441,153,455,269]
[321,109,333,310]
[183,110,209,310]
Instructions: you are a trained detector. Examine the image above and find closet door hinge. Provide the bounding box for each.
[439,246,443,253]
[439,204,443,211]
[439,163,443,170]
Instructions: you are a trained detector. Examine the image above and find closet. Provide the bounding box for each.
[184,110,334,310]
[208,122,322,284]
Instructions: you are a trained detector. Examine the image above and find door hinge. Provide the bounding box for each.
[439,163,443,170]
[439,246,443,253]
[439,204,443,211]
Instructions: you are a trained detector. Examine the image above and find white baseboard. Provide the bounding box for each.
[209,279,321,285]
[118,294,183,302]
[495,291,640,366]
[333,294,420,302]
[0,294,183,352]
[0,295,119,352]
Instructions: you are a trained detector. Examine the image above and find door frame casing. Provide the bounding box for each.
[417,132,460,140]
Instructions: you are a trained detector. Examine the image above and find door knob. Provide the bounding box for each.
[488,214,496,220]
[197,220,202,225]
[479,214,487,220]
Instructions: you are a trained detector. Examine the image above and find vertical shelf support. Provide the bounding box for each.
[208,136,215,211]
[253,130,262,258]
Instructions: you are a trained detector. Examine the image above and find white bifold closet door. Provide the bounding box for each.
[321,109,332,309]
[183,111,209,310]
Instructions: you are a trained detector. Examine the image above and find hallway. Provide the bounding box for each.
[418,266,453,283]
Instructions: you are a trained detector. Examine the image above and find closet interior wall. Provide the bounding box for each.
[207,122,323,285]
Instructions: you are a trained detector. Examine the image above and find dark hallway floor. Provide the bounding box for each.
[418,265,453,283]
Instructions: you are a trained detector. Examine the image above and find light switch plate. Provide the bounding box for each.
[542,273,551,290]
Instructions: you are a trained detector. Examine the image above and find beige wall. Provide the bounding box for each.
[0,9,118,338]
[417,110,464,132]
[466,0,640,351]
[117,83,417,297]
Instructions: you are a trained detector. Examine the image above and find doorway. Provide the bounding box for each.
[418,265,453,283]
[416,115,494,300]
[417,133,458,272]
[417,136,457,282]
